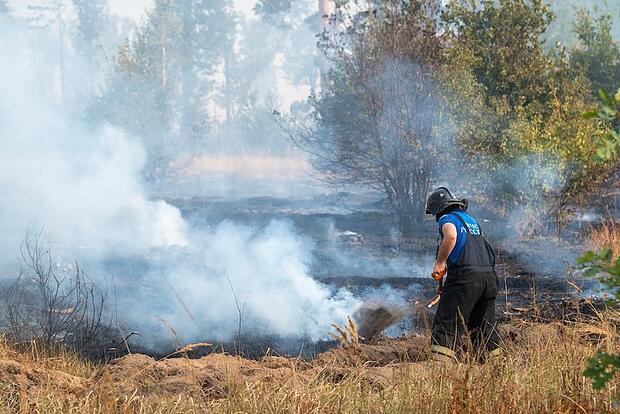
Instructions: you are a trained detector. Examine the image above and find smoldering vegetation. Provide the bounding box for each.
[0,0,617,365]
[0,4,430,357]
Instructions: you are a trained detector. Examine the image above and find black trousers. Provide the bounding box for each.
[430,269,501,358]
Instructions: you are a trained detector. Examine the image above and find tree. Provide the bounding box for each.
[253,0,323,94]
[218,18,279,123]
[498,71,610,232]
[205,1,320,155]
[71,0,110,53]
[254,0,294,27]
[176,0,236,139]
[92,0,236,179]
[28,1,68,106]
[69,0,111,104]
[443,0,555,114]
[289,0,447,231]
[546,0,620,46]
[586,88,620,161]
[92,0,182,178]
[443,0,610,233]
[571,9,620,98]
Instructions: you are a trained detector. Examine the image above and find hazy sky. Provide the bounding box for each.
[107,0,152,20]
[8,0,258,21]
[108,0,257,20]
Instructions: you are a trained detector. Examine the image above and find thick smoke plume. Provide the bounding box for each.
[130,220,359,347]
[0,18,361,347]
[0,20,187,261]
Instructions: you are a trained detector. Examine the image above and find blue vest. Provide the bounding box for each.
[438,211,482,265]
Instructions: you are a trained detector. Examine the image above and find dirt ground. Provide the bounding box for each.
[2,315,615,407]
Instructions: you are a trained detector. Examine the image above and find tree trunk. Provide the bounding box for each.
[319,0,329,29]
[389,163,430,235]
[317,0,330,93]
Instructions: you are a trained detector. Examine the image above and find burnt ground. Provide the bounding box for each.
[169,194,604,347]
[0,193,603,361]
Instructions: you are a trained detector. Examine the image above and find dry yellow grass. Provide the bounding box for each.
[0,312,617,414]
[330,316,361,351]
[590,216,620,260]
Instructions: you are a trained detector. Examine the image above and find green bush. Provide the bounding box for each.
[577,89,620,397]
[584,88,620,161]
[577,248,619,397]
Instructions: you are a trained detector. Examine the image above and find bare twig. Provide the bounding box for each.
[3,228,117,357]
[226,274,246,355]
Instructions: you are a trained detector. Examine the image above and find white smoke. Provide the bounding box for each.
[0,17,359,345]
[0,21,187,260]
[135,220,359,344]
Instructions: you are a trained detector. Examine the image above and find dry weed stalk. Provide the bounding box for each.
[330,317,361,351]
[516,207,544,239]
[175,342,212,355]
[3,229,117,358]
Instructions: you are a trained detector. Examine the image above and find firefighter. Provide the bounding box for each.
[425,187,502,362]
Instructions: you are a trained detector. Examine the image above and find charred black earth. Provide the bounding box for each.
[145,194,604,359]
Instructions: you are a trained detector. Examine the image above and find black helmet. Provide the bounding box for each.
[425,187,468,221]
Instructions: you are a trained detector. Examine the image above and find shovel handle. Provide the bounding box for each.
[427,274,446,308]
[427,293,441,308]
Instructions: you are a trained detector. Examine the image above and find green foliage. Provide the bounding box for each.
[296,0,613,230]
[444,0,610,223]
[443,0,555,111]
[575,86,620,398]
[577,249,620,396]
[584,352,620,391]
[571,9,620,98]
[586,88,620,161]
[577,248,620,302]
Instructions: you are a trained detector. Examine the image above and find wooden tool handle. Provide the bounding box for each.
[427,293,441,308]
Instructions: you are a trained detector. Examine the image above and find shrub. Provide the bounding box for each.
[3,229,117,358]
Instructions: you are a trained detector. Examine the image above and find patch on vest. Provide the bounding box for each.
[466,222,480,235]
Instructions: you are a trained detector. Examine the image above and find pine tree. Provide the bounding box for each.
[176,0,237,138]
[71,0,109,53]
[92,0,237,179]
